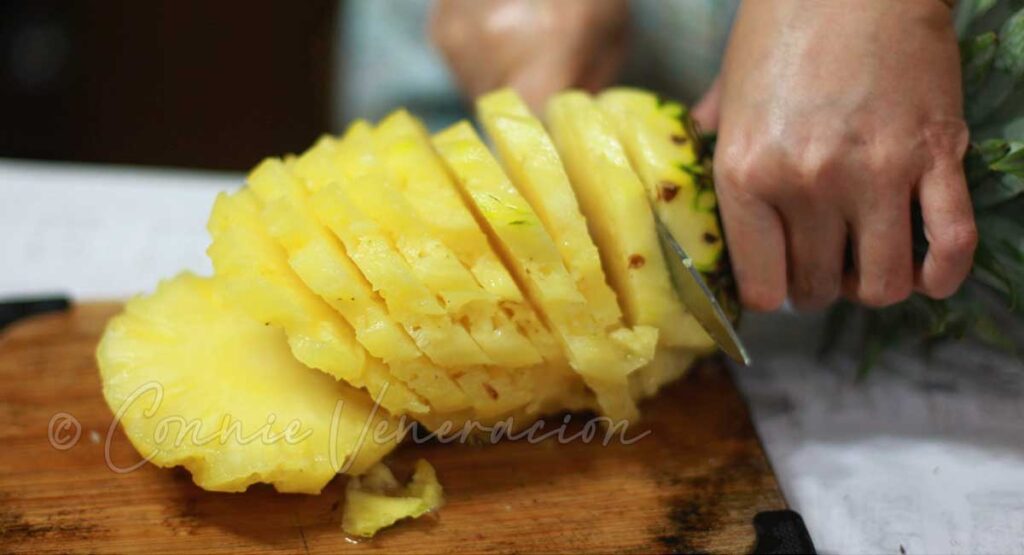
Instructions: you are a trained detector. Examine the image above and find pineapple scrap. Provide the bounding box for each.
[342,459,444,538]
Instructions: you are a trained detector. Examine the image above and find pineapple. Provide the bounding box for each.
[303,129,548,420]
[96,273,401,493]
[598,89,724,275]
[302,137,490,370]
[342,459,444,538]
[433,120,657,420]
[206,188,428,415]
[372,111,547,369]
[546,91,710,350]
[245,158,474,415]
[476,89,623,330]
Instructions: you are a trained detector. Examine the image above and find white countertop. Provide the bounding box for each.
[3,158,1022,554]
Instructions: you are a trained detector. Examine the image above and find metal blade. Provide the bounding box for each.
[654,217,751,365]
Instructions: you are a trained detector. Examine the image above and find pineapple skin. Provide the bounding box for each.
[97,273,402,493]
[598,89,724,275]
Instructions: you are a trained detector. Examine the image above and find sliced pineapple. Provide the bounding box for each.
[433,120,657,421]
[302,129,540,420]
[207,188,428,415]
[372,111,547,369]
[476,89,622,330]
[598,89,723,274]
[245,157,474,414]
[305,127,493,370]
[97,273,401,493]
[546,91,710,350]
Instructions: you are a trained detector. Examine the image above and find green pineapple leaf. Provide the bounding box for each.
[995,7,1024,76]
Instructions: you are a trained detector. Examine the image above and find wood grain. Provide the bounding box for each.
[0,303,786,554]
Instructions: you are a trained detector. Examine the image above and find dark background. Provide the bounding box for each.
[0,0,337,171]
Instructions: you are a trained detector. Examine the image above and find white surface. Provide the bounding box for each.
[3,159,1023,554]
[0,159,240,299]
[736,312,1024,554]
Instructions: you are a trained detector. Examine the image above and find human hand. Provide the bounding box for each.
[712,0,976,311]
[430,0,627,113]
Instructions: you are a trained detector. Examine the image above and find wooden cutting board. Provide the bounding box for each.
[0,303,790,554]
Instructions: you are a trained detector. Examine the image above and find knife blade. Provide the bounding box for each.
[653,217,751,365]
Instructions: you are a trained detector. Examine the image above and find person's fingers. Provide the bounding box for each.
[844,186,915,307]
[577,25,627,93]
[715,175,788,312]
[915,156,977,298]
[508,53,579,114]
[692,77,722,131]
[780,202,846,310]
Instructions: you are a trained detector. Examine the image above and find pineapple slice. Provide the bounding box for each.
[96,273,401,493]
[245,158,473,414]
[207,188,428,415]
[372,111,548,369]
[433,121,657,420]
[306,128,493,370]
[546,91,709,350]
[306,175,488,370]
[476,89,622,330]
[302,130,537,420]
[598,88,724,275]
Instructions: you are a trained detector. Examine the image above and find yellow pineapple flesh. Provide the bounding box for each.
[96,273,402,493]
[246,157,474,415]
[342,459,444,538]
[305,127,543,420]
[96,86,721,502]
[301,142,486,371]
[207,188,428,415]
[546,91,709,350]
[598,89,724,274]
[373,111,546,369]
[476,89,622,330]
[433,120,656,421]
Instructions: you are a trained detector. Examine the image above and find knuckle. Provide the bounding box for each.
[791,273,840,310]
[740,284,786,312]
[792,150,836,192]
[716,145,778,198]
[923,118,970,159]
[934,221,979,259]
[858,277,913,308]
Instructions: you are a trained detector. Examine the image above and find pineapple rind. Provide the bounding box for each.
[247,158,474,414]
[598,88,724,274]
[97,273,401,493]
[207,188,428,415]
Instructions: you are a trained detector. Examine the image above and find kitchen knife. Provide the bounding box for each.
[654,216,751,365]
